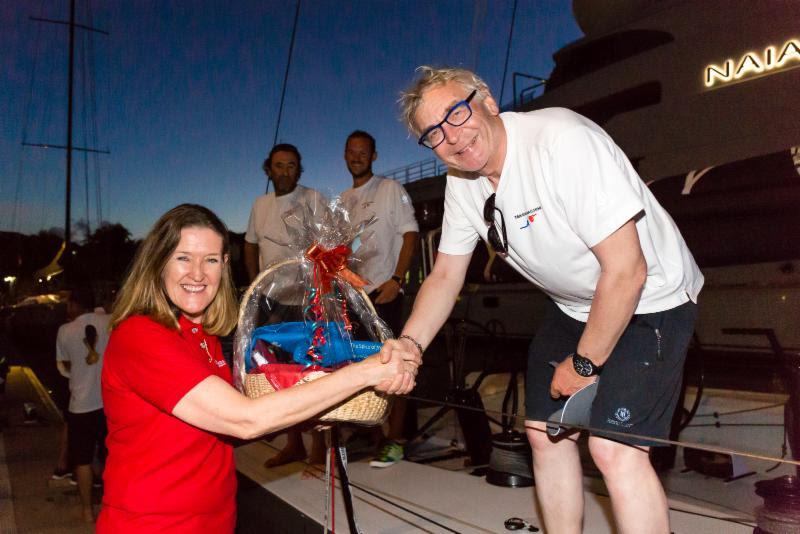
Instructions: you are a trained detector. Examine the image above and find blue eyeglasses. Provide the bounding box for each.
[418,89,478,149]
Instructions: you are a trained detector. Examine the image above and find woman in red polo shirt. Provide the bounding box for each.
[96,204,416,533]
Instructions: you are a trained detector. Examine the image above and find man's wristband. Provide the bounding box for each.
[398,334,424,357]
[391,275,404,287]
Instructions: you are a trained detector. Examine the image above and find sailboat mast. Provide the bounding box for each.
[25,1,109,263]
[65,0,75,251]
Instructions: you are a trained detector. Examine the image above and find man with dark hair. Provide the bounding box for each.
[56,288,109,522]
[244,143,325,283]
[244,144,328,466]
[341,130,419,467]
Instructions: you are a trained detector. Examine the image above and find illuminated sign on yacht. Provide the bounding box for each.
[704,38,800,87]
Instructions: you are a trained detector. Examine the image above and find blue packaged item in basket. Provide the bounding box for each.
[247,321,382,371]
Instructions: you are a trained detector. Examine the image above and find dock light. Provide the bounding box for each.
[3,276,15,283]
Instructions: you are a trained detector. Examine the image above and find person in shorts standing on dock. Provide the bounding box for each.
[383,66,703,533]
[56,288,109,523]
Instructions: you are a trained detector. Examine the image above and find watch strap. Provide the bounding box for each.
[573,352,603,376]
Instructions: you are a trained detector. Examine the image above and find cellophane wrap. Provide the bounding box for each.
[233,198,394,392]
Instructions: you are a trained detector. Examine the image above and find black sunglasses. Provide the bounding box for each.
[483,193,508,254]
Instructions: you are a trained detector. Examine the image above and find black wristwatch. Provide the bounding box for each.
[391,275,404,287]
[572,353,603,377]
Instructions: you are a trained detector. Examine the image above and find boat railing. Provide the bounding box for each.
[381,158,447,184]
[512,72,547,110]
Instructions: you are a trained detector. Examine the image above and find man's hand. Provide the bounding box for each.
[373,278,401,304]
[375,337,422,394]
[550,356,596,398]
[379,338,422,370]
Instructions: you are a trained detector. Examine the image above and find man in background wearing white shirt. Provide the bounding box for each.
[56,288,109,523]
[341,130,419,467]
[245,143,328,466]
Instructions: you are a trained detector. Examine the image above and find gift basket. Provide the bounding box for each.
[233,200,392,425]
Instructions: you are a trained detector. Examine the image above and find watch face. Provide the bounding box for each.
[573,355,594,377]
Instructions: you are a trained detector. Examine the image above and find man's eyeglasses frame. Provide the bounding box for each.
[417,89,478,149]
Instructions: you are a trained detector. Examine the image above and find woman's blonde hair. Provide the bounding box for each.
[398,65,492,137]
[111,204,238,336]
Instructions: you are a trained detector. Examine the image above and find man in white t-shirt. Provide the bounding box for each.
[245,143,326,301]
[245,143,328,466]
[381,66,703,533]
[56,288,109,523]
[340,130,419,467]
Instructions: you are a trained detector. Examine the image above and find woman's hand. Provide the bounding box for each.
[376,337,423,394]
[358,343,418,395]
[379,338,422,370]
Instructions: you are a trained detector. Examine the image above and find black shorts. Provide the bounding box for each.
[67,408,107,466]
[525,299,697,446]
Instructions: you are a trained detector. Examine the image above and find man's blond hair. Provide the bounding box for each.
[398,66,492,136]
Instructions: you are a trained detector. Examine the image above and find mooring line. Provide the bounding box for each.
[694,401,786,418]
[402,394,799,467]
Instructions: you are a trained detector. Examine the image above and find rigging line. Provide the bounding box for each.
[84,0,103,226]
[403,394,800,467]
[81,19,91,236]
[685,423,785,428]
[39,157,49,233]
[592,488,756,527]
[272,0,301,150]
[343,479,476,534]
[301,461,484,534]
[468,0,487,72]
[694,401,786,418]
[668,505,755,528]
[102,19,112,225]
[12,0,48,232]
[258,441,487,533]
[498,0,518,107]
[259,440,754,531]
[20,0,48,145]
[765,424,788,473]
[38,23,61,233]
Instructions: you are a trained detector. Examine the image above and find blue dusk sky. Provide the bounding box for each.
[1,1,582,239]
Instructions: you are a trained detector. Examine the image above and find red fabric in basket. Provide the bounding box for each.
[254,363,329,391]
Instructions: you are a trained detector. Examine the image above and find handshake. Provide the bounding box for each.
[364,335,424,396]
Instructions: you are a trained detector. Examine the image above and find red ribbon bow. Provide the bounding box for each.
[304,243,369,293]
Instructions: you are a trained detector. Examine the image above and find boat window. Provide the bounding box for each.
[547,30,674,91]
[573,81,661,125]
[648,149,800,267]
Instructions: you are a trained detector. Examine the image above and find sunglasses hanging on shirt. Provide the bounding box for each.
[483,193,508,254]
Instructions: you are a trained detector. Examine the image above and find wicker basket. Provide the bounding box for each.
[237,259,390,426]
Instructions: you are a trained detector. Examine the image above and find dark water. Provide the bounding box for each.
[1,304,70,410]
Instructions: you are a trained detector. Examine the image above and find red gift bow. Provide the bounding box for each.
[304,242,370,293]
